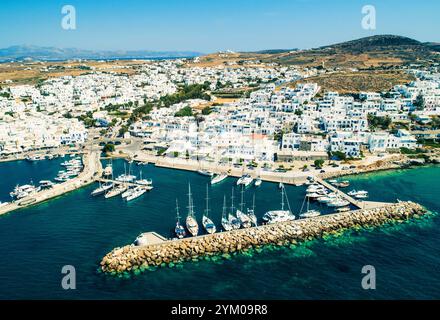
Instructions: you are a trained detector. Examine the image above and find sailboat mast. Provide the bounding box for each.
[205,184,210,217]
[231,188,235,212]
[240,185,245,212]
[176,199,180,222]
[222,195,227,219]
[281,186,285,211]
[252,194,256,212]
[187,183,193,217]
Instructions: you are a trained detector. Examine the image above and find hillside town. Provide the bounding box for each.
[1,58,439,168]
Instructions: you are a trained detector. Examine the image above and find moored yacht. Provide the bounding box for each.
[262,185,295,224]
[228,188,241,229]
[125,186,147,202]
[174,199,186,239]
[91,182,113,196]
[105,184,128,199]
[202,185,216,234]
[185,183,199,237]
[246,194,258,227]
[237,174,253,187]
[254,178,262,187]
[221,195,233,231]
[236,185,252,228]
[197,170,213,177]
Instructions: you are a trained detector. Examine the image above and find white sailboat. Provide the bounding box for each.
[236,185,252,228]
[91,181,113,196]
[228,188,241,229]
[299,192,321,219]
[185,183,199,237]
[202,185,216,234]
[174,199,186,239]
[125,186,147,201]
[221,195,233,231]
[246,194,258,226]
[105,183,128,199]
[262,184,295,224]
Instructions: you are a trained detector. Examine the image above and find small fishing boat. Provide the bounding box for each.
[336,206,351,212]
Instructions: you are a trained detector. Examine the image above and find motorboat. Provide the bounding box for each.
[197,170,213,177]
[39,180,54,189]
[211,173,228,185]
[327,197,350,207]
[299,210,321,218]
[237,174,253,187]
[254,178,262,187]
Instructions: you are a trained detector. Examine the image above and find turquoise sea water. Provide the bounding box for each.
[0,160,439,299]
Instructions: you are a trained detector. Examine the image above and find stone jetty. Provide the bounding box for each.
[100,201,426,274]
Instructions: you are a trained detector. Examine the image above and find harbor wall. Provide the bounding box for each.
[100,201,427,274]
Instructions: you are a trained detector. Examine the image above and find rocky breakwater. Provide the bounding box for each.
[101,201,426,274]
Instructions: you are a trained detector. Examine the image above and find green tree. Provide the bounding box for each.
[314,159,325,168]
[102,143,115,154]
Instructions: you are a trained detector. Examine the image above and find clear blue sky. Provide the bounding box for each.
[0,0,438,53]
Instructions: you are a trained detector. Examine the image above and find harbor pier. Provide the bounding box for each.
[0,151,102,216]
[100,201,426,274]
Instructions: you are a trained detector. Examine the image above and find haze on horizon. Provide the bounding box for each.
[0,0,439,53]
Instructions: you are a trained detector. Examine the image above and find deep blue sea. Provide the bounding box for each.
[0,159,439,299]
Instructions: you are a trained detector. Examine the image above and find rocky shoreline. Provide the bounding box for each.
[100,201,427,274]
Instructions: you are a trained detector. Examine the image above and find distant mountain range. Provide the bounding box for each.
[0,45,203,61]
